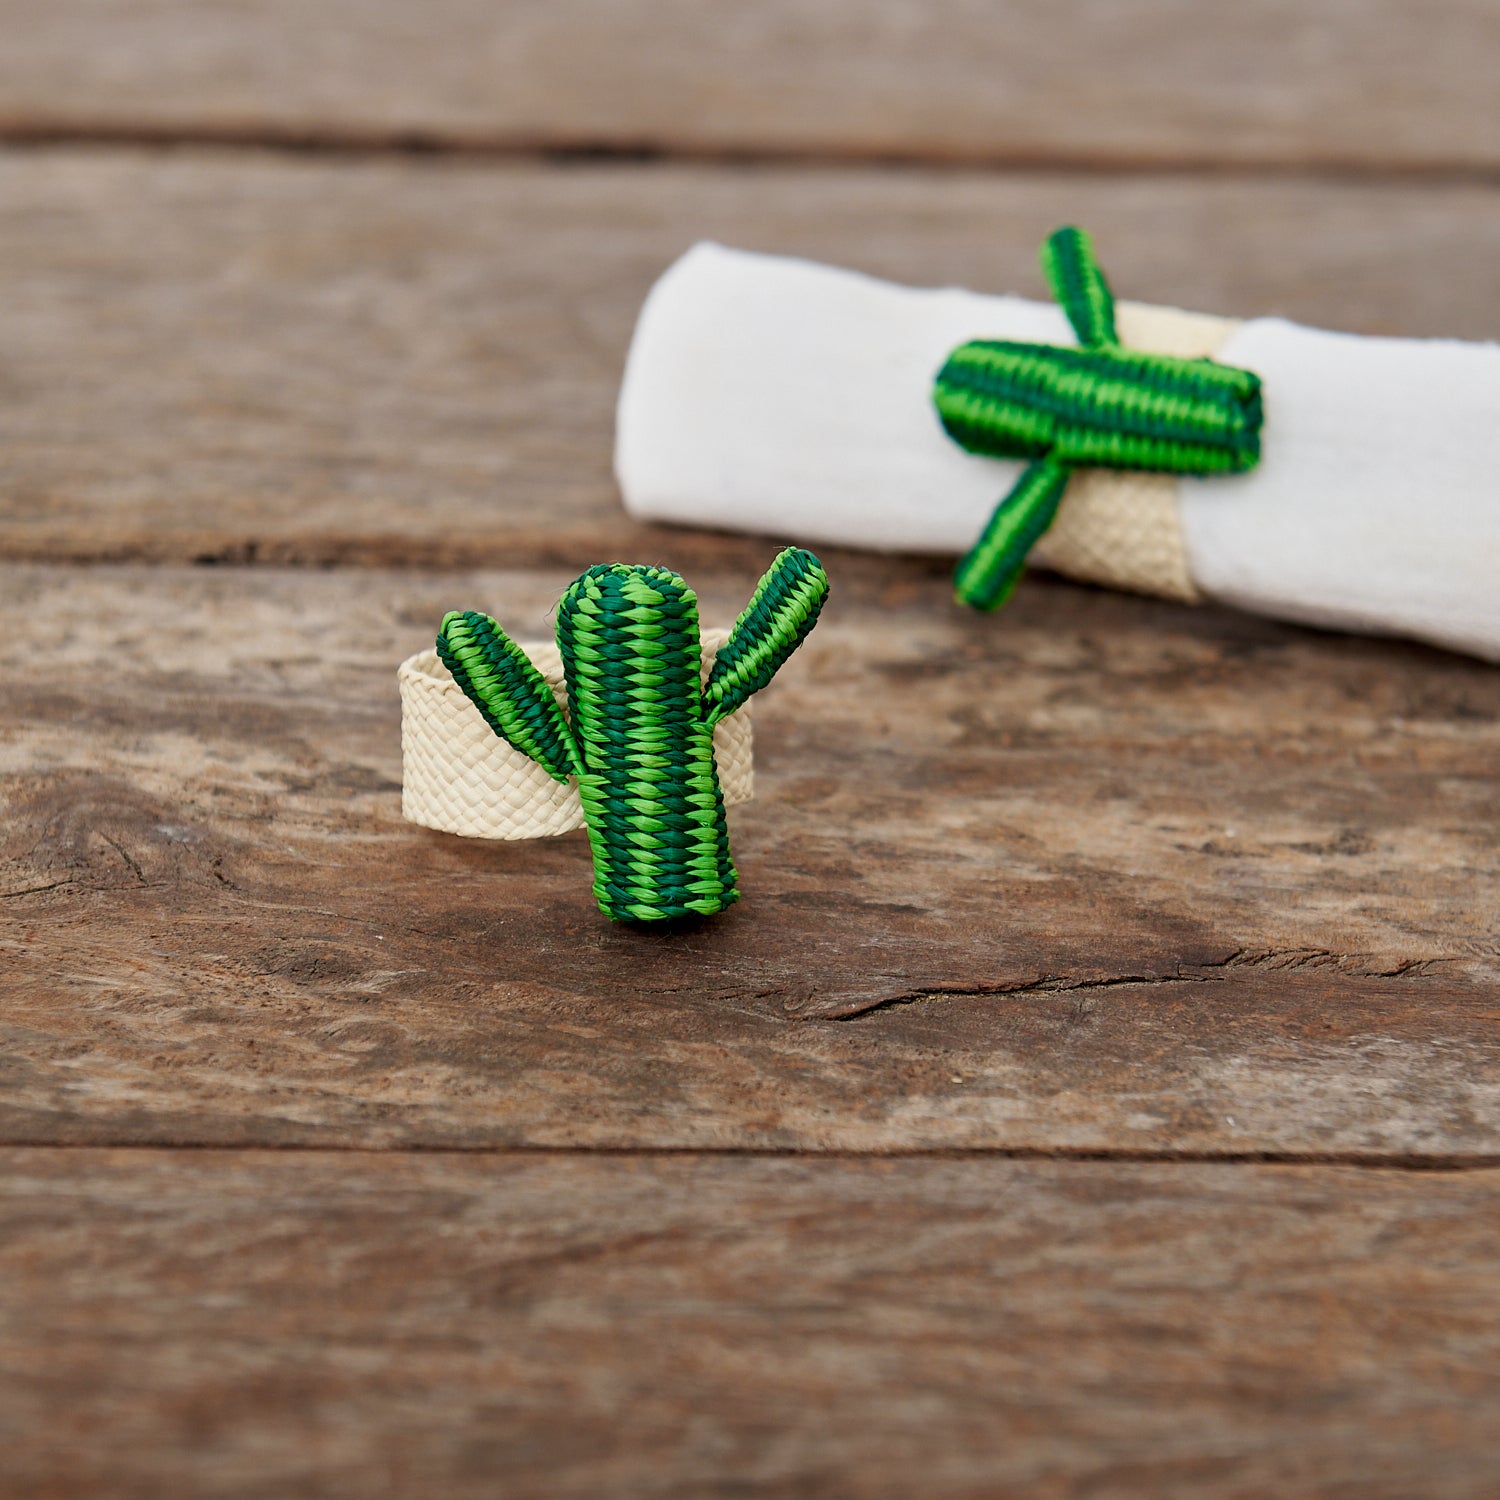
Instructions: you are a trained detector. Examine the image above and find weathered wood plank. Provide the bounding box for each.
[4,152,1500,571]
[3,563,1496,1155]
[1,2,1497,170]
[4,1148,1498,1498]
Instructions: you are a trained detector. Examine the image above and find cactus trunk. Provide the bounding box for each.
[557,564,737,921]
[933,341,1262,476]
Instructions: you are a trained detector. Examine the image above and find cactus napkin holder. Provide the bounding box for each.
[935,226,1262,610]
[399,548,828,922]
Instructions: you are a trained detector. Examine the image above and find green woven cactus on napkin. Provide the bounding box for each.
[934,226,1264,611]
[437,547,829,922]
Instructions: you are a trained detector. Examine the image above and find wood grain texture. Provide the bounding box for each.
[3,151,1500,570]
[4,1148,1499,1499]
[4,18,1497,1484]
[3,562,1496,1155]
[2,2,1498,170]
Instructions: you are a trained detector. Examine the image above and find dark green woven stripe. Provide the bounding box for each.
[932,224,1265,611]
[953,459,1069,612]
[1040,226,1116,349]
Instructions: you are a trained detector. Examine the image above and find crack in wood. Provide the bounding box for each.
[99,832,147,886]
[826,971,1213,1020]
[1200,947,1451,979]
[827,949,1456,1021]
[0,878,78,899]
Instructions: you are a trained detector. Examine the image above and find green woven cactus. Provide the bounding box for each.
[934,226,1264,611]
[437,547,829,922]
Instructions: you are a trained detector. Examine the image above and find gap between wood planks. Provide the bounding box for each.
[5,123,1500,186]
[5,1141,1499,1170]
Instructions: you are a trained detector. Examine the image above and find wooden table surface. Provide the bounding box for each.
[2,5,1498,1496]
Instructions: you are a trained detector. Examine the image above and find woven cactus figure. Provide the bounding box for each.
[436,547,828,922]
[934,226,1264,611]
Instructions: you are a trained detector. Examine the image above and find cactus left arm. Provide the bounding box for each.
[952,458,1071,612]
[437,609,583,782]
[702,547,829,726]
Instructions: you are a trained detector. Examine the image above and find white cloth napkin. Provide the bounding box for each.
[616,242,1500,661]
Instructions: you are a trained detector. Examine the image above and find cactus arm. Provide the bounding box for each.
[1040,225,1117,349]
[702,547,829,727]
[952,458,1071,612]
[437,609,582,782]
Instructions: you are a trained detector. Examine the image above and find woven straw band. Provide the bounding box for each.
[399,629,753,841]
[1028,299,1241,604]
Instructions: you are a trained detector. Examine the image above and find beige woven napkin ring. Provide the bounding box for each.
[1028,300,1243,603]
[399,629,753,841]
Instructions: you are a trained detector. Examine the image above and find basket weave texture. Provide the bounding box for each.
[399,629,753,840]
[1029,299,1240,603]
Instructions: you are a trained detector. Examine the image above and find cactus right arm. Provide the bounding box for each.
[437,610,583,782]
[702,547,829,727]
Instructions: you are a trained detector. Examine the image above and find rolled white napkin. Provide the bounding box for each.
[616,242,1500,661]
